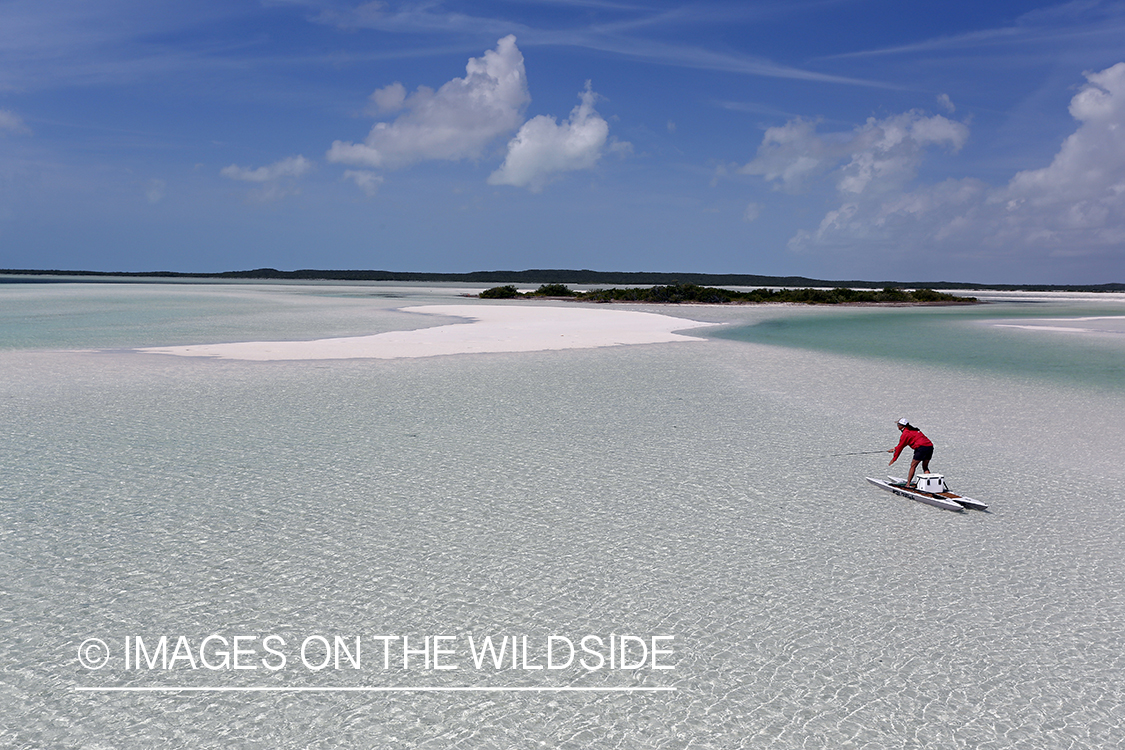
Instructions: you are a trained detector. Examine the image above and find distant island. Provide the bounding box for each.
[1,267,1122,292]
[479,283,978,305]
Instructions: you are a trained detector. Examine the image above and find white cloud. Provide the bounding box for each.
[786,177,989,253]
[343,169,383,196]
[755,62,1125,269]
[743,202,761,222]
[740,111,968,196]
[327,35,530,169]
[221,155,312,182]
[488,83,616,192]
[838,111,968,196]
[0,110,30,135]
[737,118,838,193]
[369,82,406,113]
[997,61,1125,245]
[220,155,312,201]
[936,93,955,113]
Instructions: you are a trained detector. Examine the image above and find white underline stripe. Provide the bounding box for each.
[75,686,675,693]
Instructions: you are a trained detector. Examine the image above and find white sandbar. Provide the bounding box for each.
[137,304,714,361]
[992,315,1125,335]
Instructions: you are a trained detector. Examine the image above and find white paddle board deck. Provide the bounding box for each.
[886,476,988,511]
[866,476,964,511]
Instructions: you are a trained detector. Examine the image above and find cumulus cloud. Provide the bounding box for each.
[758,62,1125,265]
[786,177,989,253]
[740,111,968,196]
[369,82,406,113]
[995,62,1125,247]
[220,155,312,201]
[488,83,617,192]
[738,118,838,193]
[343,169,383,196]
[327,35,529,170]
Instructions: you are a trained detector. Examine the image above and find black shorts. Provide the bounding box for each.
[912,445,933,462]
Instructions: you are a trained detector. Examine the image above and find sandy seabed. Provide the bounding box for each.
[3,288,1124,750]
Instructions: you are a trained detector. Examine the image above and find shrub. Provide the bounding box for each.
[480,285,521,299]
[531,283,576,297]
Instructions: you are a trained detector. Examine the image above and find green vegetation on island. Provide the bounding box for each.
[479,283,977,305]
[480,283,577,299]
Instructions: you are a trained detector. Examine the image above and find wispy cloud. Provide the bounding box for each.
[303,1,896,89]
[815,26,1026,61]
[0,0,249,90]
[145,178,166,204]
[489,0,652,10]
[0,110,31,134]
[221,155,313,201]
[817,1,1125,60]
[551,33,897,88]
[0,0,896,95]
[221,155,314,182]
[343,169,382,196]
[715,100,807,120]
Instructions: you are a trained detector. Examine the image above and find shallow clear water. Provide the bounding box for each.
[708,301,1125,390]
[0,281,472,350]
[2,283,1123,749]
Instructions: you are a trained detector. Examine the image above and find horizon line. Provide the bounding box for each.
[2,267,1122,291]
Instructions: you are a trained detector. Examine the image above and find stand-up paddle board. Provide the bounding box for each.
[866,473,988,512]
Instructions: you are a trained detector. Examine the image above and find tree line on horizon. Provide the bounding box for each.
[1,267,1121,292]
[479,283,978,305]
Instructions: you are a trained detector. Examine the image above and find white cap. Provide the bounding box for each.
[897,418,909,426]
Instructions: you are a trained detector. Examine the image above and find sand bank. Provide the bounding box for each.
[137,304,715,361]
[992,315,1125,335]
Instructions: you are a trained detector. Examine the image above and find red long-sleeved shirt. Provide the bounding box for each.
[891,427,933,462]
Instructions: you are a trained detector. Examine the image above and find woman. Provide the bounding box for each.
[888,418,934,487]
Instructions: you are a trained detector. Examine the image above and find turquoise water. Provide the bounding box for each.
[5,282,1122,392]
[2,283,1124,749]
[0,281,469,350]
[708,303,1125,390]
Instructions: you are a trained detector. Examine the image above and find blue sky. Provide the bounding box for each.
[1,1,1124,283]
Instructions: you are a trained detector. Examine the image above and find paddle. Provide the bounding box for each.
[829,450,888,457]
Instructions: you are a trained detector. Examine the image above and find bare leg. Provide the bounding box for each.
[921,458,931,473]
[906,459,920,485]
